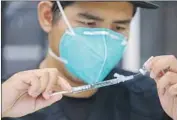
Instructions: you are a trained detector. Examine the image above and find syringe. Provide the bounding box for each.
[51,66,148,96]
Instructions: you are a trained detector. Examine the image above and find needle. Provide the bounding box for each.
[51,66,149,96]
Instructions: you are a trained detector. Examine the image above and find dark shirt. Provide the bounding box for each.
[3,68,172,120]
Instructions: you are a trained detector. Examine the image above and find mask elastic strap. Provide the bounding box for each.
[56,1,75,36]
[48,48,68,64]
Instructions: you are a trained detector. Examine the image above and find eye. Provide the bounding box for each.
[86,22,96,26]
[77,20,96,27]
[116,26,125,31]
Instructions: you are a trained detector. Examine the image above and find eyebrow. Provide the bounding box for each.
[113,19,131,24]
[78,12,131,24]
[78,12,104,21]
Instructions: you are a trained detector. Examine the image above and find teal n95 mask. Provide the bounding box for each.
[49,1,128,84]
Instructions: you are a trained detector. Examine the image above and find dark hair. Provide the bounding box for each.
[51,1,74,23]
[52,1,74,12]
[51,1,137,23]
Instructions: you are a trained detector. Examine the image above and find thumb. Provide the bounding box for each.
[47,94,63,105]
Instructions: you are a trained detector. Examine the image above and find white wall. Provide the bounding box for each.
[122,8,141,72]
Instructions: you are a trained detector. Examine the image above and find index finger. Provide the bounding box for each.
[57,76,72,91]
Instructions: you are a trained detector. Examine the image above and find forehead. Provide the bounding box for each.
[65,2,134,20]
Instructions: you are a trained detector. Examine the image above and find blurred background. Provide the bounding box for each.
[1,1,177,82]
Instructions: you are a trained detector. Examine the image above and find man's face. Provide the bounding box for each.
[39,1,133,54]
[38,1,134,83]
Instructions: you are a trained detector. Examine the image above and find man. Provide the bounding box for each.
[2,1,177,120]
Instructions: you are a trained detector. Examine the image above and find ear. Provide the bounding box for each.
[38,1,53,33]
